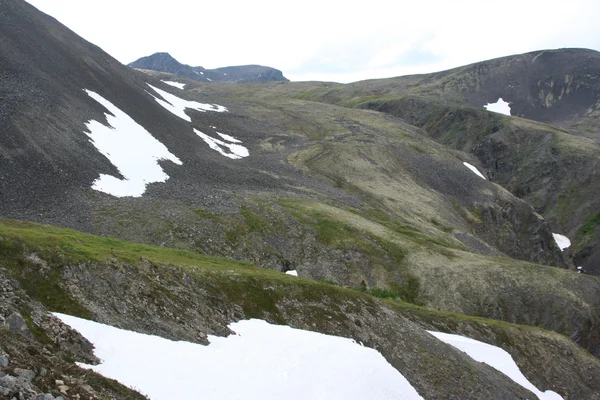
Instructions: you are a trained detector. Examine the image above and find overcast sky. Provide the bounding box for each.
[26,0,600,83]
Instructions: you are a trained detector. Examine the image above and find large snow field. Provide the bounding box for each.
[83,90,182,197]
[147,84,227,122]
[552,233,571,251]
[484,98,512,115]
[161,80,185,90]
[463,162,486,179]
[429,331,563,400]
[54,314,423,400]
[194,128,249,159]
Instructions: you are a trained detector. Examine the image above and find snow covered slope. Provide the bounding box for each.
[429,331,562,400]
[55,313,424,400]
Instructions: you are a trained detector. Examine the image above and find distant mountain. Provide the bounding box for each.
[128,52,289,83]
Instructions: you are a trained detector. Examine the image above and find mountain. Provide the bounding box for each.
[128,52,289,83]
[1,0,600,398]
[292,48,600,274]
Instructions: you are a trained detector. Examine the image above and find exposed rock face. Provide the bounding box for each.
[2,239,599,399]
[129,52,289,83]
[357,96,599,272]
[431,48,600,127]
[0,269,145,399]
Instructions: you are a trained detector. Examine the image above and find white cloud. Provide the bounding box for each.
[367,41,416,68]
[26,0,600,83]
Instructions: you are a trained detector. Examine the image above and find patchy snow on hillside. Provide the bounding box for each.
[484,98,511,115]
[285,270,298,276]
[429,331,562,400]
[194,129,249,159]
[83,90,181,197]
[161,80,185,90]
[463,162,486,179]
[217,132,242,143]
[552,233,571,251]
[146,84,227,122]
[54,313,423,400]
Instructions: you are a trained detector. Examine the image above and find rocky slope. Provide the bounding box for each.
[128,52,289,83]
[1,219,599,399]
[1,1,600,397]
[291,49,600,274]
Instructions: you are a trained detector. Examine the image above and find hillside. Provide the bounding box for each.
[128,52,289,83]
[1,0,600,398]
[290,49,600,274]
[1,218,599,398]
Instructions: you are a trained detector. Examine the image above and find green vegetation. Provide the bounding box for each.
[279,200,407,267]
[355,276,421,304]
[193,208,221,221]
[0,219,251,268]
[580,211,600,236]
[240,206,272,234]
[19,308,54,346]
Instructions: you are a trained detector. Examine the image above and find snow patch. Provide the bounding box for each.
[217,132,242,143]
[161,80,185,90]
[285,270,298,276]
[463,162,486,179]
[552,233,571,251]
[54,313,423,400]
[83,90,181,197]
[146,84,227,122]
[484,98,511,115]
[429,331,563,400]
[194,129,248,159]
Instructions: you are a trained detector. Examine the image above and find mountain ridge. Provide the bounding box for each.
[289,47,600,273]
[128,51,289,83]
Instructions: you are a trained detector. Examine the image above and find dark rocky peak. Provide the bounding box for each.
[129,53,289,83]
[129,52,200,73]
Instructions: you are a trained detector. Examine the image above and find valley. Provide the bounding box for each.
[0,0,599,398]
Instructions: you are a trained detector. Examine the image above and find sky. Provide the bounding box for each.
[26,0,600,83]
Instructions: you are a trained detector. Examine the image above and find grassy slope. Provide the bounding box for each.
[286,79,600,267]
[1,218,600,398]
[75,75,598,352]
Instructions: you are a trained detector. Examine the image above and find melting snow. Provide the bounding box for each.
[484,98,511,115]
[83,90,181,197]
[161,80,185,90]
[429,331,563,400]
[194,129,248,159]
[285,270,298,276]
[463,162,486,179]
[54,313,423,400]
[146,84,227,122]
[217,132,242,143]
[552,233,571,251]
